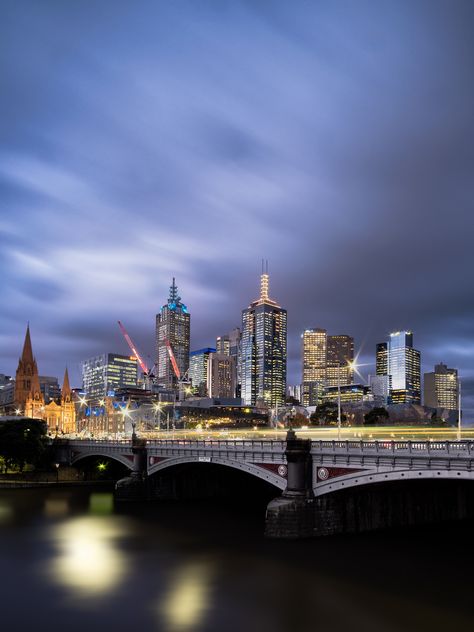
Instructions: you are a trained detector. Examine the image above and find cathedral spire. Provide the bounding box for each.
[20,323,34,365]
[62,367,71,399]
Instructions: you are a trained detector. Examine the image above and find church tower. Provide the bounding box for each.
[14,325,44,414]
[60,368,76,433]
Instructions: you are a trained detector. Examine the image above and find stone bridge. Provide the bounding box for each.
[55,433,474,538]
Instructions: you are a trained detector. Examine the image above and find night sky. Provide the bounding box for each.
[1,1,473,414]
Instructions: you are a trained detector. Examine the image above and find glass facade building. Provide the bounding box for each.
[82,353,138,403]
[156,278,191,390]
[387,331,421,404]
[189,347,216,396]
[240,272,287,407]
[326,335,354,387]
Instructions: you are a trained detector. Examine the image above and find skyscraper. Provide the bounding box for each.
[424,363,458,410]
[301,328,327,406]
[376,342,388,376]
[387,331,421,404]
[207,353,236,398]
[326,334,354,387]
[240,270,287,407]
[156,278,191,390]
[216,327,241,397]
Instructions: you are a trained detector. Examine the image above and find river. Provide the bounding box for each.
[0,486,472,632]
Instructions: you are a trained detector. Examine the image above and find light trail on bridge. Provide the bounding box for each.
[67,425,474,442]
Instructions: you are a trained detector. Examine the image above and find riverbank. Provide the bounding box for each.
[0,479,115,489]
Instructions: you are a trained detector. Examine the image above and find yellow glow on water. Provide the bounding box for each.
[44,498,69,518]
[50,517,127,596]
[159,562,213,630]
[89,493,113,515]
[0,502,13,525]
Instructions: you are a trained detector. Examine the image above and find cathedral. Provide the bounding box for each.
[14,325,76,434]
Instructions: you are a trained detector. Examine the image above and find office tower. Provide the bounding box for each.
[207,353,236,398]
[240,269,287,407]
[156,278,191,389]
[387,331,421,404]
[189,347,216,396]
[39,376,61,403]
[376,342,388,376]
[216,327,241,396]
[301,328,327,406]
[326,335,354,387]
[424,363,458,410]
[82,353,138,402]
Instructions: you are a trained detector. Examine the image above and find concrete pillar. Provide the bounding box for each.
[115,437,148,501]
[265,429,315,538]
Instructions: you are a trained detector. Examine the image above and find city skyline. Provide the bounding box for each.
[1,1,473,415]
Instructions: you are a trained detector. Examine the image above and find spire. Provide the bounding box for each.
[20,323,34,364]
[260,259,270,300]
[168,277,181,304]
[62,367,71,398]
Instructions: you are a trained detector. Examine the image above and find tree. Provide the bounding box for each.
[0,418,48,473]
[363,407,389,426]
[310,403,346,426]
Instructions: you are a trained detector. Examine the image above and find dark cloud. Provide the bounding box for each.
[0,0,473,416]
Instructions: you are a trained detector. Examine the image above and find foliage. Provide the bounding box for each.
[289,412,308,427]
[310,403,346,426]
[0,418,49,473]
[363,407,389,426]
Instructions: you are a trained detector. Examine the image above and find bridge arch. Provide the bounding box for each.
[148,455,286,491]
[71,451,133,470]
[314,467,474,497]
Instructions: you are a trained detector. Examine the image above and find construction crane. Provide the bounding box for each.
[164,337,191,400]
[117,321,151,386]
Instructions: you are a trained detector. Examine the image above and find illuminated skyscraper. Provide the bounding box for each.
[156,278,191,390]
[216,327,241,397]
[387,331,421,404]
[207,353,236,398]
[376,342,388,376]
[424,363,458,410]
[240,270,287,407]
[189,347,215,396]
[301,328,327,406]
[326,335,354,387]
[82,353,138,402]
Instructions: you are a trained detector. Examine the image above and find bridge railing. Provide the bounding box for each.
[146,439,286,451]
[311,440,474,455]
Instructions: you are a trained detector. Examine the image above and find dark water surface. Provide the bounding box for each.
[0,486,472,632]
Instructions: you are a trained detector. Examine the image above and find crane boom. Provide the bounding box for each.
[164,338,181,379]
[117,321,149,374]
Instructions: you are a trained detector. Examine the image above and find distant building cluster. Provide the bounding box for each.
[0,268,462,431]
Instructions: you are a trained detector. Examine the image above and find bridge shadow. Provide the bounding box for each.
[73,455,130,482]
[317,478,474,536]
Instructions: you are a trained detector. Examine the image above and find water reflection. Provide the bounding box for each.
[44,498,69,518]
[50,516,127,597]
[0,500,13,525]
[159,561,214,631]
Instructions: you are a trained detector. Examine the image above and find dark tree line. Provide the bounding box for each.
[0,418,49,473]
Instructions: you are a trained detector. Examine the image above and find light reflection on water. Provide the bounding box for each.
[0,487,473,632]
[49,515,128,597]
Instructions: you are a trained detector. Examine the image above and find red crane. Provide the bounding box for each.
[117,321,149,375]
[164,338,181,379]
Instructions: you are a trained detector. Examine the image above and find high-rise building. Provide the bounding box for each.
[424,363,458,410]
[207,353,236,398]
[369,374,390,405]
[216,327,241,397]
[387,331,421,404]
[82,353,138,402]
[376,342,388,376]
[156,278,191,390]
[301,328,327,406]
[326,335,354,387]
[189,347,215,396]
[240,270,287,407]
[39,376,61,403]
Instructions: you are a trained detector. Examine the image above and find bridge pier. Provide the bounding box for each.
[265,429,315,539]
[115,437,148,501]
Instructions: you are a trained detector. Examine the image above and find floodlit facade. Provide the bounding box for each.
[156,278,191,390]
[387,331,421,404]
[376,342,388,376]
[240,271,287,407]
[82,353,138,402]
[301,328,327,406]
[424,363,458,410]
